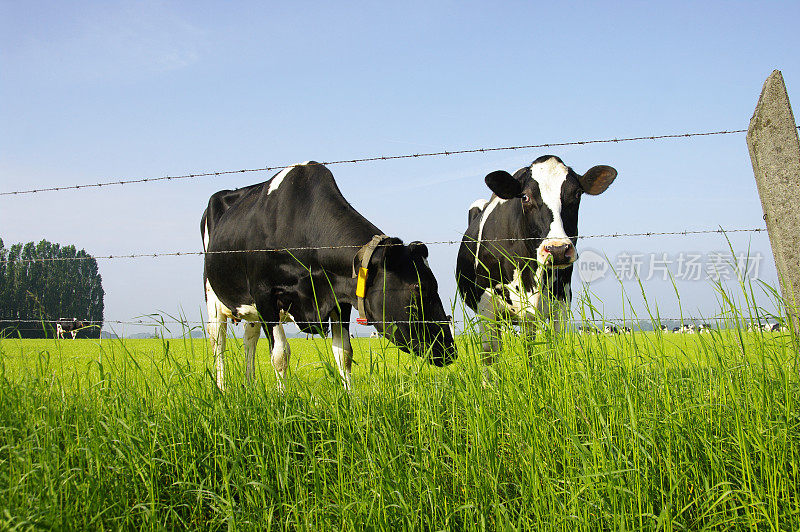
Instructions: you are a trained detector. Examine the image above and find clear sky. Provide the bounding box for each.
[2,1,799,336]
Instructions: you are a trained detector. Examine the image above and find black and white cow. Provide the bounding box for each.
[202,162,456,390]
[56,318,85,339]
[456,155,616,361]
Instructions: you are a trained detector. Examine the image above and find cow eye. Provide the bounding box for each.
[520,194,531,203]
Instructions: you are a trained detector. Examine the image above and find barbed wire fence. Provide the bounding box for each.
[1,125,792,334]
[3,127,797,197]
[0,228,770,265]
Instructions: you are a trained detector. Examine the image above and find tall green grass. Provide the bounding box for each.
[1,288,798,529]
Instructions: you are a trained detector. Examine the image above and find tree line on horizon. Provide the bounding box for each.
[0,238,104,338]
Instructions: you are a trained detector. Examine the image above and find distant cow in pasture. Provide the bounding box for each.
[56,318,85,339]
[763,323,781,332]
[202,162,456,390]
[660,324,669,333]
[622,326,632,334]
[456,155,616,363]
[699,323,711,333]
[603,325,619,335]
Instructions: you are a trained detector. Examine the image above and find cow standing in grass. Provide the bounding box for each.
[56,318,85,339]
[456,155,616,364]
[202,162,456,390]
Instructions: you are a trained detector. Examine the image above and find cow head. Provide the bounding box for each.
[355,238,457,366]
[484,155,616,267]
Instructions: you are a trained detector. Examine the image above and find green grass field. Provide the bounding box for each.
[1,322,799,530]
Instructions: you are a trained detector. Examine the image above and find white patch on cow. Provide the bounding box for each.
[501,268,542,318]
[530,158,569,239]
[469,198,488,212]
[206,279,234,320]
[530,158,574,263]
[330,313,353,390]
[271,322,291,392]
[203,219,210,251]
[267,165,296,195]
[474,196,507,269]
[235,304,260,321]
[243,322,260,381]
[479,266,548,323]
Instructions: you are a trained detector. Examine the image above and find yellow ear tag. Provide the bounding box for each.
[356,267,368,298]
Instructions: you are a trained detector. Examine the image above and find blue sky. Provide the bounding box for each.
[2,1,799,335]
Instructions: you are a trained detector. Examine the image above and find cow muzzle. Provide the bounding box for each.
[538,239,577,267]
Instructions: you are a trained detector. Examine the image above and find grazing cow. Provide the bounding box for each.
[56,318,85,339]
[622,326,632,334]
[578,325,597,335]
[660,324,669,333]
[202,162,456,390]
[699,323,711,333]
[604,325,619,335]
[456,155,616,362]
[763,322,781,332]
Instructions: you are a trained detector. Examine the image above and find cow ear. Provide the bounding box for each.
[408,241,429,260]
[485,171,523,199]
[579,165,617,195]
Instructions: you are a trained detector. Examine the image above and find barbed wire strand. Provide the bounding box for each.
[8,127,797,197]
[0,227,768,265]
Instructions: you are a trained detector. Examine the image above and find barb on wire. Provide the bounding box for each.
[6,127,792,197]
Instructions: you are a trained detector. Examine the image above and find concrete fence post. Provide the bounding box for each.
[746,70,800,334]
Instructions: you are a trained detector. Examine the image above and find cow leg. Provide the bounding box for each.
[330,307,353,390]
[243,321,260,382]
[209,317,228,389]
[476,292,501,366]
[270,322,291,392]
[206,286,228,390]
[71,330,77,340]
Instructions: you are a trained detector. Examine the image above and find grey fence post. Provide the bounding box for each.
[747,70,800,334]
